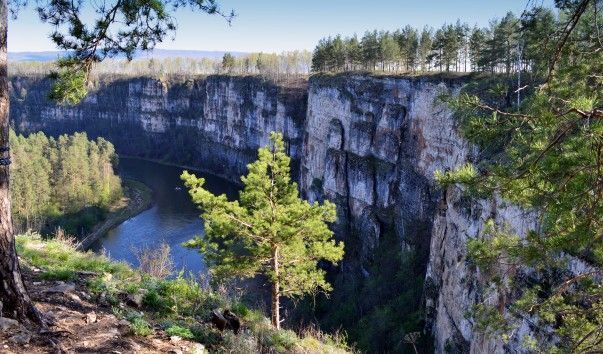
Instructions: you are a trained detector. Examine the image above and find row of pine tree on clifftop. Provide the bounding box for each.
[311,8,558,75]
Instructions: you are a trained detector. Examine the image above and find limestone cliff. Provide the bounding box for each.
[10,73,536,353]
[10,75,306,181]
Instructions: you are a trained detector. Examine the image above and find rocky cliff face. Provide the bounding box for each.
[302,75,465,269]
[302,75,520,353]
[10,73,533,353]
[10,75,306,181]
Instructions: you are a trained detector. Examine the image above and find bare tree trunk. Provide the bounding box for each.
[271,245,280,330]
[0,0,42,324]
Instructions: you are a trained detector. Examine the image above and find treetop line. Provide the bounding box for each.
[311,8,557,75]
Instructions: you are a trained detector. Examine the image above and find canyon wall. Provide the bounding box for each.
[10,73,533,353]
[10,75,306,181]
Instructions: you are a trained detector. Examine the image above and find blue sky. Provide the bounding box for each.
[8,0,554,53]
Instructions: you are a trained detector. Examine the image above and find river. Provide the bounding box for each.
[90,158,240,275]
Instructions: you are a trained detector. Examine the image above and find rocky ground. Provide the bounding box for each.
[0,268,206,354]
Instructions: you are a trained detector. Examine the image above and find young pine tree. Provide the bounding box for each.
[182,132,344,329]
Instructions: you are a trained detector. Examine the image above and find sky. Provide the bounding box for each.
[7,0,555,53]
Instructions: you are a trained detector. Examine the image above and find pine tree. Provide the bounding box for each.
[418,26,433,71]
[361,30,380,70]
[182,132,344,329]
[396,25,419,72]
[221,53,236,73]
[378,31,400,71]
[520,6,557,76]
[469,26,487,71]
[345,35,363,71]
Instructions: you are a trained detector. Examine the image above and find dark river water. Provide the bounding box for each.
[90,158,239,275]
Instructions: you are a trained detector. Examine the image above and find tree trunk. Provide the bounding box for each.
[271,245,280,330]
[0,0,42,324]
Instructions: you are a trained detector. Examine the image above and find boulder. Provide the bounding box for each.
[126,293,144,308]
[210,310,227,331]
[190,343,207,354]
[210,309,241,334]
[223,309,241,334]
[85,312,97,324]
[117,319,131,335]
[9,331,31,345]
[45,282,76,294]
[0,317,21,332]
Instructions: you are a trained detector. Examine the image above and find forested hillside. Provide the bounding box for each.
[10,130,122,234]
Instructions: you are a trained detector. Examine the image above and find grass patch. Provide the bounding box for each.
[165,324,195,339]
[16,233,354,353]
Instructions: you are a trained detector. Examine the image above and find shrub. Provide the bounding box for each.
[135,242,174,279]
[165,324,195,339]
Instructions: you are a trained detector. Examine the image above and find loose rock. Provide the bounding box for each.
[126,293,144,308]
[9,331,31,345]
[67,293,82,303]
[190,343,207,354]
[45,282,76,294]
[0,317,21,332]
[86,312,97,324]
[117,319,131,335]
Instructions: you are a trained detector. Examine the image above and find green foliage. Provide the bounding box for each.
[16,232,134,281]
[434,163,478,187]
[311,7,556,75]
[444,2,603,352]
[221,52,236,73]
[182,132,344,326]
[165,324,195,339]
[15,233,353,353]
[116,309,154,336]
[48,61,88,105]
[10,129,123,235]
[141,274,225,317]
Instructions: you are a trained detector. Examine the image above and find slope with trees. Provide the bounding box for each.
[10,130,123,235]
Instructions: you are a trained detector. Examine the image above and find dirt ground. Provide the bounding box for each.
[0,268,205,354]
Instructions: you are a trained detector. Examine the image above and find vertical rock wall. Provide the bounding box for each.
[10,75,306,181]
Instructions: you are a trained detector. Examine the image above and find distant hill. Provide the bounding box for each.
[8,49,250,62]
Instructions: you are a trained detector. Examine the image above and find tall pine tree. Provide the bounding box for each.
[182,132,344,329]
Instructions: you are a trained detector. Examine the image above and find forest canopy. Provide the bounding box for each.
[10,130,122,234]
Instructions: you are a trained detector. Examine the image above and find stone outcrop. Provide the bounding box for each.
[10,73,536,353]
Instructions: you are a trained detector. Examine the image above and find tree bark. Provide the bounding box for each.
[271,245,280,330]
[0,0,42,324]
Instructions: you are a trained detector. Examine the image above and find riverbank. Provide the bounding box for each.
[118,155,244,187]
[77,179,153,250]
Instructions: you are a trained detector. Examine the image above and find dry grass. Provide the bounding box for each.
[134,242,174,279]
